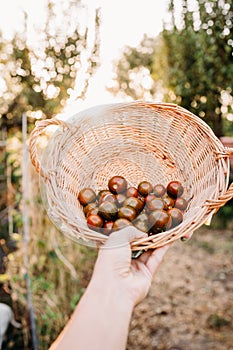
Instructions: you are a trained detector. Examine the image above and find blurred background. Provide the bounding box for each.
[0,0,232,349]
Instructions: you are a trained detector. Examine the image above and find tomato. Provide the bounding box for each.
[118,206,137,221]
[87,214,103,231]
[123,197,144,213]
[153,184,166,197]
[149,210,170,229]
[138,181,153,197]
[146,198,165,212]
[167,181,184,198]
[108,176,128,194]
[78,188,96,206]
[175,197,188,211]
[112,218,132,231]
[168,208,183,227]
[126,187,138,198]
[98,201,118,221]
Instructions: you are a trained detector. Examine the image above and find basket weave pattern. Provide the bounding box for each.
[29,102,233,250]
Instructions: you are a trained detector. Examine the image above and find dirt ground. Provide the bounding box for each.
[127,226,233,350]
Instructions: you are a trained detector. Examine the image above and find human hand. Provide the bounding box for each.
[91,227,170,307]
[49,227,170,350]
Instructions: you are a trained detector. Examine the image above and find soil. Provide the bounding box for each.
[127,227,233,350]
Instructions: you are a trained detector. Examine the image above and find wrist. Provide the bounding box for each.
[70,274,134,350]
[88,272,135,313]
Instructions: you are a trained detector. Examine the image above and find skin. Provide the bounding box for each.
[49,227,170,350]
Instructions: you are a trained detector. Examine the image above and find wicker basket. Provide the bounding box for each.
[29,102,233,251]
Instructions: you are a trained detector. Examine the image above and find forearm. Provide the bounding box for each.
[49,276,134,350]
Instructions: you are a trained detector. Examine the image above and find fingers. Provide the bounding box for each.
[144,244,171,277]
[102,226,147,250]
[137,250,152,264]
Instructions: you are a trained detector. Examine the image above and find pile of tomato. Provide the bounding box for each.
[78,176,188,235]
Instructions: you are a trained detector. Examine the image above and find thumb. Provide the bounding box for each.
[102,226,147,250]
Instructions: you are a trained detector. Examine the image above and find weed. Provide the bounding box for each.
[207,313,231,329]
[198,241,215,254]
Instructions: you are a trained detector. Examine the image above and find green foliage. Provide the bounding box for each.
[13,211,23,229]
[70,288,86,311]
[0,0,101,130]
[162,0,233,137]
[211,198,233,229]
[223,117,233,135]
[33,275,55,292]
[108,35,162,100]
[112,0,233,137]
[198,240,215,254]
[108,35,158,99]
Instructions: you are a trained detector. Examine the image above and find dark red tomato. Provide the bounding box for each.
[134,220,149,233]
[138,181,153,197]
[118,206,137,221]
[108,176,127,194]
[168,208,183,227]
[149,210,170,229]
[175,197,188,211]
[144,193,156,204]
[78,188,96,206]
[167,181,184,198]
[126,187,138,198]
[153,184,166,197]
[83,202,98,216]
[98,201,118,221]
[146,198,164,212]
[123,197,144,213]
[113,218,132,231]
[135,212,149,222]
[87,214,103,230]
[98,189,111,199]
[115,193,127,207]
[163,195,175,210]
[103,221,114,235]
[86,207,99,218]
[98,192,116,205]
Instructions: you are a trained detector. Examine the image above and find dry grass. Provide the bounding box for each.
[7,164,97,349]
